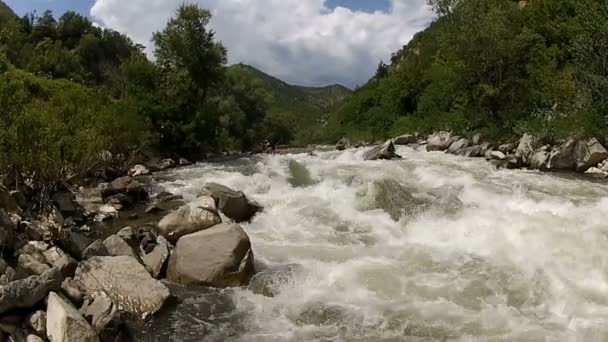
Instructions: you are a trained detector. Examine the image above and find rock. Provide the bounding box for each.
[145,205,162,214]
[515,133,537,165]
[103,193,133,207]
[43,247,77,278]
[479,142,493,156]
[0,268,62,315]
[585,167,608,178]
[505,155,522,169]
[27,311,46,337]
[80,296,123,342]
[248,264,301,297]
[116,227,135,242]
[158,159,176,170]
[46,291,99,342]
[81,240,109,260]
[101,177,148,203]
[9,191,27,211]
[529,148,550,170]
[393,134,417,145]
[179,158,191,166]
[27,334,45,342]
[472,133,483,145]
[17,254,50,276]
[0,209,15,251]
[547,138,578,170]
[498,143,515,154]
[52,191,82,218]
[0,185,22,215]
[447,138,469,154]
[129,164,150,177]
[142,236,170,279]
[575,138,608,172]
[427,131,454,152]
[157,196,221,243]
[460,145,483,158]
[95,205,119,222]
[0,267,16,285]
[74,256,169,317]
[61,231,95,260]
[490,151,507,160]
[335,137,351,151]
[61,278,84,307]
[167,223,255,288]
[103,235,138,259]
[203,183,263,223]
[363,140,401,160]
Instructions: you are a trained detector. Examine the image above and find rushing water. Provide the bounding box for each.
[150,145,608,341]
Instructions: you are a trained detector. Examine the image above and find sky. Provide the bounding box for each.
[7,0,434,87]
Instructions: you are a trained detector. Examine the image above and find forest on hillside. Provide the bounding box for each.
[324,0,608,145]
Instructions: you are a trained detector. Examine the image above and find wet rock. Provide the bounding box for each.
[447,138,469,154]
[498,143,515,154]
[393,134,417,145]
[61,231,95,260]
[515,133,537,165]
[0,268,62,314]
[248,264,302,297]
[81,295,123,342]
[17,254,50,276]
[46,291,98,342]
[335,137,352,151]
[101,177,148,203]
[26,311,46,337]
[364,140,401,160]
[505,155,522,169]
[74,256,170,317]
[142,236,170,279]
[103,235,138,260]
[157,196,221,243]
[547,138,578,170]
[295,302,347,326]
[43,247,77,278]
[204,183,263,223]
[95,205,119,222]
[575,138,608,172]
[167,223,255,288]
[129,165,150,177]
[585,167,608,178]
[104,193,134,207]
[427,131,454,152]
[158,159,176,170]
[490,151,506,160]
[529,148,550,170]
[61,278,84,307]
[472,133,483,145]
[460,145,482,157]
[82,240,109,260]
[52,191,82,218]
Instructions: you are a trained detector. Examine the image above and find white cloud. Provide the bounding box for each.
[91,0,433,87]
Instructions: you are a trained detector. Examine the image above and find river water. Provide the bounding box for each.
[150,145,608,341]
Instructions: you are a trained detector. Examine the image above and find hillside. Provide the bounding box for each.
[0,0,16,23]
[227,64,352,144]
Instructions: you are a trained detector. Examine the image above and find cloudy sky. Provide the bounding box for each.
[8,0,434,87]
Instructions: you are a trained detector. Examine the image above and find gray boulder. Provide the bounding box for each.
[472,133,483,145]
[490,151,507,160]
[27,310,46,337]
[547,138,578,170]
[575,138,608,172]
[447,138,469,154]
[515,133,537,165]
[101,177,148,203]
[363,140,401,160]
[61,278,84,307]
[427,131,454,152]
[167,223,255,288]
[0,268,62,315]
[80,295,123,342]
[158,196,221,243]
[158,158,176,170]
[129,164,150,177]
[46,291,99,342]
[203,183,263,223]
[498,143,515,154]
[142,236,170,279]
[17,253,51,276]
[52,191,82,219]
[460,145,482,157]
[27,335,45,342]
[102,235,138,259]
[585,167,608,178]
[529,148,550,170]
[393,134,417,145]
[43,247,78,278]
[248,264,302,297]
[81,240,109,260]
[74,256,169,317]
[335,137,352,151]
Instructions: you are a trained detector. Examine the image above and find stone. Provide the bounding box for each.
[103,235,138,260]
[158,159,176,170]
[158,196,221,243]
[17,254,51,276]
[81,240,109,260]
[95,205,118,222]
[529,148,550,170]
[129,164,150,177]
[142,236,170,279]
[27,311,46,337]
[167,223,255,288]
[52,191,82,218]
[101,177,148,202]
[46,292,99,342]
[460,145,483,158]
[585,167,608,178]
[393,134,417,145]
[179,158,191,166]
[363,140,401,160]
[116,227,135,242]
[80,296,123,342]
[447,138,469,154]
[0,209,15,251]
[9,191,27,211]
[61,278,84,307]
[547,138,578,170]
[61,231,95,260]
[498,143,515,154]
[0,268,62,315]
[203,183,263,223]
[248,264,302,297]
[0,185,22,215]
[0,267,16,285]
[575,138,608,172]
[27,334,45,342]
[74,256,169,317]
[490,151,507,160]
[427,131,454,152]
[515,133,537,165]
[335,137,352,151]
[43,247,78,278]
[472,133,483,145]
[103,193,133,207]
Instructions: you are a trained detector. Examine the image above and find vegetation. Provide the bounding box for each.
[324,0,608,145]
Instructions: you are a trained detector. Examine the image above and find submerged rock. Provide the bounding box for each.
[167,223,255,288]
[335,137,352,151]
[158,196,222,243]
[204,183,263,222]
[364,140,401,160]
[287,160,316,188]
[248,264,302,297]
[357,179,429,221]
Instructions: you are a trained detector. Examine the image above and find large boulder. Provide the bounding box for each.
[426,131,454,152]
[46,291,98,342]
[203,183,263,223]
[74,256,169,317]
[0,268,62,315]
[393,134,417,145]
[158,196,221,243]
[547,138,578,170]
[515,133,537,165]
[574,138,608,172]
[102,235,138,259]
[472,133,483,145]
[363,140,401,160]
[447,138,469,154]
[167,223,255,288]
[529,148,550,171]
[100,177,148,203]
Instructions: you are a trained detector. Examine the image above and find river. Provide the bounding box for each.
[142,145,608,341]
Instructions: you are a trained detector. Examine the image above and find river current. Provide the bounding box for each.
[147,145,608,341]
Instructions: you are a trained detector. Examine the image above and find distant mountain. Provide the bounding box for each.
[0,1,17,23]
[227,64,352,144]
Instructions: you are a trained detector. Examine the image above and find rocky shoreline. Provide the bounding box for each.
[0,155,268,341]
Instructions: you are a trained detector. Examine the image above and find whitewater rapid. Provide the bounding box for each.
[155,145,608,341]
